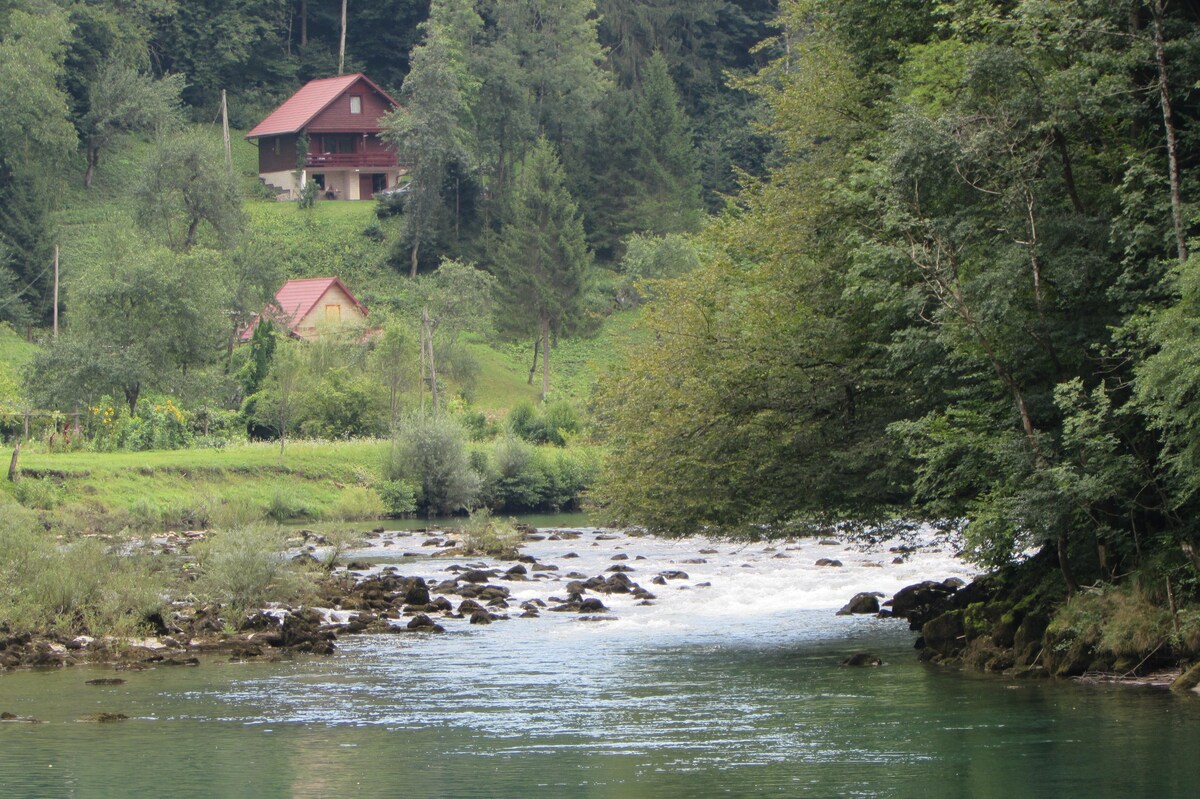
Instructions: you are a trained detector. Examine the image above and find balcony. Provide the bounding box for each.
[305,152,399,169]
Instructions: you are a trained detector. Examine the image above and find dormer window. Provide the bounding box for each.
[349,95,362,114]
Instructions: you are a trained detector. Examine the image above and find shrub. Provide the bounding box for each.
[296,367,384,439]
[191,524,314,613]
[265,485,317,521]
[385,413,482,516]
[456,509,522,558]
[541,400,581,446]
[321,486,386,521]
[0,506,167,636]
[375,479,417,516]
[13,477,63,509]
[485,436,548,511]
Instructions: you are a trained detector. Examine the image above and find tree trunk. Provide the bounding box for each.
[1152,0,1188,263]
[185,216,200,250]
[125,384,140,416]
[7,442,19,482]
[84,144,98,189]
[540,312,551,400]
[410,237,420,278]
[1058,525,1079,596]
[528,336,539,385]
[423,307,439,411]
[300,0,307,47]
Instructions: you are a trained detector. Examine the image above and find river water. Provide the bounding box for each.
[2,522,1199,798]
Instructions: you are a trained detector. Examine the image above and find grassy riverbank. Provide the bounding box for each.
[5,440,392,532]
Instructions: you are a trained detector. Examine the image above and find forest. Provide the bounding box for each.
[4,1,1200,672]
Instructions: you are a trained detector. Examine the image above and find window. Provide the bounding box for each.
[349,95,362,114]
[325,304,342,322]
[322,135,357,154]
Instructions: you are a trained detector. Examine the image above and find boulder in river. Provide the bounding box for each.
[841,653,883,667]
[406,614,445,632]
[814,558,842,567]
[837,592,883,616]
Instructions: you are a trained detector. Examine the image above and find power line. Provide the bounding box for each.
[0,257,56,313]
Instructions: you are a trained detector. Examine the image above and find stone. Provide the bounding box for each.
[406,614,444,632]
[841,653,883,667]
[470,612,492,625]
[578,598,607,613]
[659,570,689,581]
[814,558,842,567]
[836,592,882,616]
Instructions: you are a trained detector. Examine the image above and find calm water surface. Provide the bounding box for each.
[2,523,1198,798]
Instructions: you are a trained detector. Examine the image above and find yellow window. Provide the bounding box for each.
[325,304,342,322]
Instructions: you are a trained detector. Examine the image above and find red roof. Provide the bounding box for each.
[240,277,368,341]
[246,74,398,139]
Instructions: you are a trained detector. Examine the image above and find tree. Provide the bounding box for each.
[26,238,231,415]
[0,7,77,325]
[370,319,420,429]
[78,61,184,189]
[382,1,481,276]
[413,258,495,411]
[135,127,244,251]
[492,138,592,398]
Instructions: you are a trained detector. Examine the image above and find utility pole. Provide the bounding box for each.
[221,89,233,178]
[338,0,348,75]
[52,245,59,338]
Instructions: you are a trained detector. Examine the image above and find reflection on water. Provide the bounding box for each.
[2,523,1199,798]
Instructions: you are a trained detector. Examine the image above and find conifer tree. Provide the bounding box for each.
[628,52,703,233]
[492,138,592,399]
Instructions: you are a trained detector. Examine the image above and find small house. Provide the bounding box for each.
[246,74,404,200]
[242,277,369,342]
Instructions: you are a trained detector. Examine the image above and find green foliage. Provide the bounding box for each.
[265,485,317,522]
[492,138,594,396]
[0,503,166,637]
[26,236,231,415]
[384,412,482,516]
[13,476,63,510]
[135,126,243,251]
[455,509,522,558]
[376,479,417,516]
[296,367,384,440]
[191,524,315,613]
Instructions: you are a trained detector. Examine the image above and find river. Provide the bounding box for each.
[2,521,1199,797]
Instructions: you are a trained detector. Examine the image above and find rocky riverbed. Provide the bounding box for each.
[1,524,979,675]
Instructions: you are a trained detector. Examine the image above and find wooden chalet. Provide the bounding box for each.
[241,277,369,342]
[246,74,404,200]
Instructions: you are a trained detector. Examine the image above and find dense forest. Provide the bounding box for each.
[600,0,1200,621]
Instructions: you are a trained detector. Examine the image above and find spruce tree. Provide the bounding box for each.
[628,52,703,234]
[492,138,592,399]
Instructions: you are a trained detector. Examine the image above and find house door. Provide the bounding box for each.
[359,174,375,200]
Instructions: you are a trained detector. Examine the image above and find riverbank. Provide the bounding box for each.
[881,549,1200,694]
[4,437,601,533]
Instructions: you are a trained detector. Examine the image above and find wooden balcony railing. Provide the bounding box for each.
[305,152,399,169]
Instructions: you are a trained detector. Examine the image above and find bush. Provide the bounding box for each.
[265,485,317,521]
[385,413,482,516]
[192,524,314,613]
[375,479,417,516]
[541,400,581,446]
[321,486,386,521]
[0,505,167,636]
[456,509,522,558]
[296,367,384,439]
[13,477,63,509]
[485,436,548,511]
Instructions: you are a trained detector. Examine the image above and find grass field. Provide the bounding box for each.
[5,439,392,531]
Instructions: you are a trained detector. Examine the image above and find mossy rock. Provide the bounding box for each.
[1171,662,1200,693]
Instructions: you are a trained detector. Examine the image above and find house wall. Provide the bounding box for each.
[260,169,299,197]
[307,78,393,133]
[294,284,366,339]
[258,134,300,173]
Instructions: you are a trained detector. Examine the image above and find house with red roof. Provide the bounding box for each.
[246,74,404,200]
[241,277,369,342]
